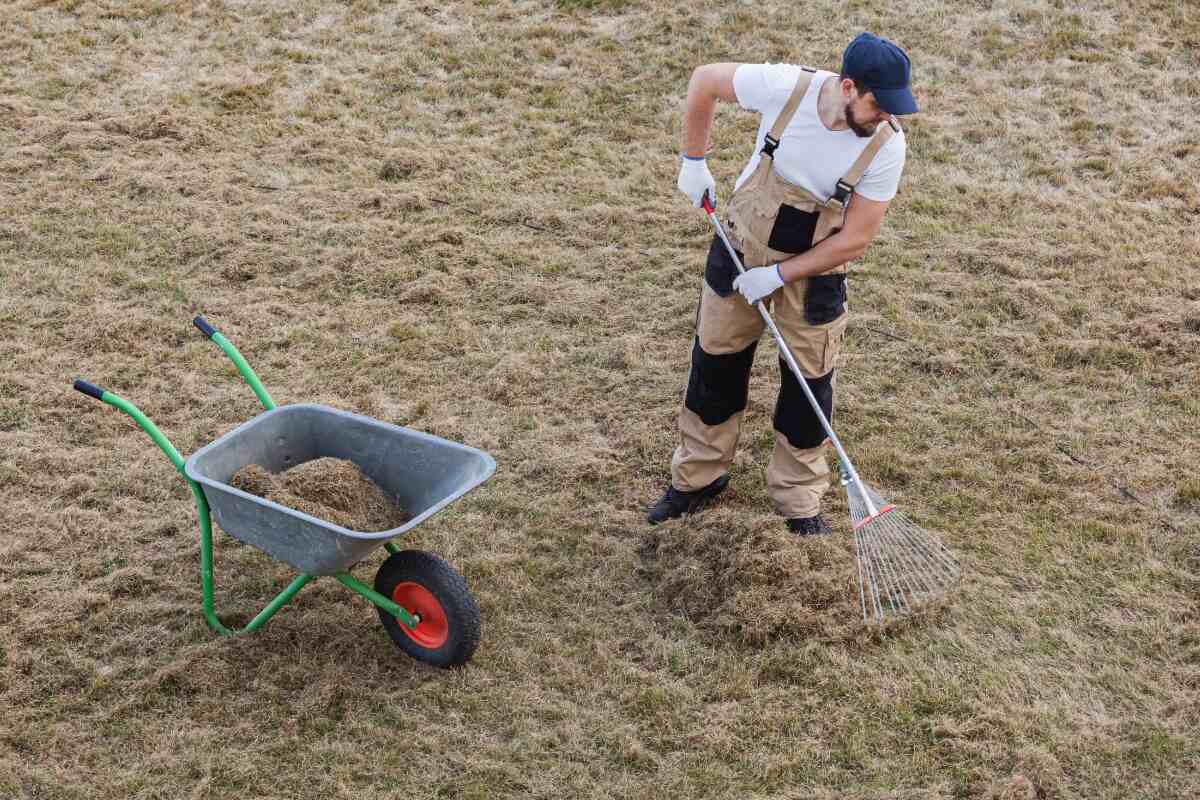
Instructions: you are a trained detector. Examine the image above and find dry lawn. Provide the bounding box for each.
[2,0,1198,797]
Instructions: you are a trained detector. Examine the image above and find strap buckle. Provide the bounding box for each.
[761,133,780,158]
[830,178,854,207]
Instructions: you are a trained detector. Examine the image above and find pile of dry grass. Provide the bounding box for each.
[640,512,865,645]
[641,512,953,645]
[230,457,409,532]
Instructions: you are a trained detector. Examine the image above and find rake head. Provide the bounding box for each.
[844,478,961,624]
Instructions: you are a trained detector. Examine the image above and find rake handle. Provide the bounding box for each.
[700,194,876,516]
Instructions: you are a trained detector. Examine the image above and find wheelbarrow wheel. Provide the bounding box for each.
[374,549,480,668]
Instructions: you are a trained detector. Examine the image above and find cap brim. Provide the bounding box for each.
[871,85,918,115]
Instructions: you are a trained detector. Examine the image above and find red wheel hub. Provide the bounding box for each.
[391,582,448,649]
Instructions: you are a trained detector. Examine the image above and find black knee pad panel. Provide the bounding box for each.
[774,360,834,449]
[685,338,758,426]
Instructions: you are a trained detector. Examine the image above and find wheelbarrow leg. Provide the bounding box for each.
[194,480,314,634]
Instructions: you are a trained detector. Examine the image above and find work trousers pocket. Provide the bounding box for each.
[766,204,819,254]
[704,235,741,298]
[804,274,847,325]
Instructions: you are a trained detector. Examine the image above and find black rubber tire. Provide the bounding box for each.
[373,550,480,668]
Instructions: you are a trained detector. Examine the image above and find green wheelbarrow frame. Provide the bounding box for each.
[73,316,488,664]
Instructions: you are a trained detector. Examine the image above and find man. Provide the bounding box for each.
[646,33,917,534]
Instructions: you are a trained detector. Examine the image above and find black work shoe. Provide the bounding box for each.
[646,474,730,525]
[786,514,832,537]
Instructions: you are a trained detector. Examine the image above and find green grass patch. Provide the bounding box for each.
[1172,479,1200,511]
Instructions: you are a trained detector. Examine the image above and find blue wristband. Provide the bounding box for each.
[681,154,706,161]
[775,263,784,283]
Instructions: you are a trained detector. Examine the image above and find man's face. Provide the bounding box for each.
[843,82,891,138]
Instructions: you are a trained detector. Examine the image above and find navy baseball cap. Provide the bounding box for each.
[841,32,918,115]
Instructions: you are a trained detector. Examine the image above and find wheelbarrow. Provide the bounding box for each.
[72,316,496,668]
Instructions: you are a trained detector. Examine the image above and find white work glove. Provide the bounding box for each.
[677,155,716,208]
[733,264,785,304]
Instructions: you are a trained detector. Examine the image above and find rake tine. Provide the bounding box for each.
[861,552,882,622]
[878,515,948,593]
[876,525,952,598]
[874,528,912,614]
[857,526,892,621]
[898,525,959,578]
[871,518,936,599]
[885,519,960,597]
[862,534,894,617]
[884,515,961,582]
[849,481,896,622]
[861,522,908,615]
[855,525,886,621]
[853,528,874,623]
[851,500,920,607]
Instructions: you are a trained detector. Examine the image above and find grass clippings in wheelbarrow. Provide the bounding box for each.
[230,457,410,532]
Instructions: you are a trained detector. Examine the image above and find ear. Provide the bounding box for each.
[840,78,858,99]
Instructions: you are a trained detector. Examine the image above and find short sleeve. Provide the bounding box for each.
[854,130,907,202]
[733,63,803,114]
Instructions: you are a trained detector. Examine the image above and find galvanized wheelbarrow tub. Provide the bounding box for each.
[186,404,495,576]
[72,316,494,668]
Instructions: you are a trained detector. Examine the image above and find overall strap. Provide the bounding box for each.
[761,66,817,159]
[828,117,899,209]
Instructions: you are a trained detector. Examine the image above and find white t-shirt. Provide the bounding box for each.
[732,64,906,203]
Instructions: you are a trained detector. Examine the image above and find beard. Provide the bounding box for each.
[844,102,876,138]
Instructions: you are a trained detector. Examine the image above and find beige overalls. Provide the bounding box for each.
[671,68,897,518]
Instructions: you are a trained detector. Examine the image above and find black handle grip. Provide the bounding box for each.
[193,315,217,339]
[73,379,106,401]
